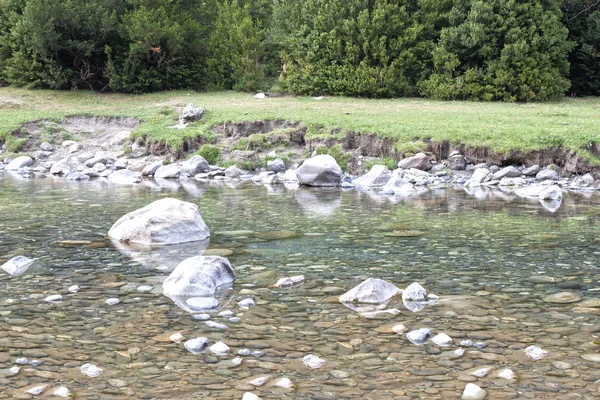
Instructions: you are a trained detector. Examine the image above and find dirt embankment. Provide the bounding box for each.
[4,117,599,175]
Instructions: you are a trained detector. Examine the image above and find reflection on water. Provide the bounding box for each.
[1,172,600,399]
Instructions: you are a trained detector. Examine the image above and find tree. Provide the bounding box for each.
[207,0,268,91]
[562,0,600,95]
[272,0,432,97]
[420,0,573,101]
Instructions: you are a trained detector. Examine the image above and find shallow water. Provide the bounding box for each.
[1,172,600,399]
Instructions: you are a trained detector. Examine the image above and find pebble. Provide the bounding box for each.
[462,383,486,400]
[431,333,453,347]
[52,386,71,397]
[497,369,516,379]
[192,313,211,321]
[303,354,326,369]
[206,321,228,330]
[26,384,49,395]
[105,298,120,305]
[242,393,261,400]
[525,345,548,360]
[44,294,62,303]
[275,377,294,388]
[80,363,103,378]
[184,337,209,354]
[406,328,431,345]
[68,285,80,293]
[187,297,219,310]
[238,298,255,309]
[209,341,230,356]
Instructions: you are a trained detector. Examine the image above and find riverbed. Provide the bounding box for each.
[1,172,600,399]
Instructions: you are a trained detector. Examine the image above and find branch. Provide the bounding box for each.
[567,0,600,21]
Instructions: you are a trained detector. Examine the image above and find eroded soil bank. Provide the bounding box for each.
[2,116,600,176]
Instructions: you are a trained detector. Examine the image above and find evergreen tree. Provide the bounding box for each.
[272,0,432,97]
[420,0,573,101]
[563,0,600,95]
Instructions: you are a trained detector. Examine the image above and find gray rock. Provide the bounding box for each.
[179,104,205,124]
[40,142,54,151]
[339,278,402,304]
[65,172,90,181]
[402,282,426,302]
[525,345,548,360]
[181,155,209,176]
[1,256,34,276]
[543,292,581,303]
[69,143,80,153]
[154,163,181,179]
[93,163,107,172]
[570,173,595,189]
[406,328,431,345]
[381,171,415,195]
[142,161,163,176]
[398,152,431,171]
[448,155,467,170]
[114,159,128,170]
[6,156,33,170]
[491,166,521,181]
[267,158,286,172]
[84,155,108,168]
[296,155,343,187]
[81,168,100,177]
[224,165,247,178]
[536,169,560,181]
[184,337,209,354]
[462,383,486,400]
[108,198,210,245]
[353,164,392,188]
[515,183,554,198]
[522,164,540,176]
[163,256,235,298]
[108,169,140,185]
[538,185,562,200]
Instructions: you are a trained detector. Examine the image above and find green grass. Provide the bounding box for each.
[1,87,600,163]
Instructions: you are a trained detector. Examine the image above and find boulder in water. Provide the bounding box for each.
[353,164,392,188]
[154,163,180,179]
[296,155,343,187]
[181,155,209,176]
[162,256,235,298]
[108,198,209,246]
[6,156,33,170]
[339,278,402,304]
[1,256,34,276]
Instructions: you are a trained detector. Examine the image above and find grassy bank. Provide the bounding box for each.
[1,88,600,163]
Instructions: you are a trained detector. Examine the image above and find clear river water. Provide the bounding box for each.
[1,172,600,399]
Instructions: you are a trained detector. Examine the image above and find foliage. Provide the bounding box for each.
[562,0,600,95]
[207,0,268,91]
[364,158,397,170]
[315,144,351,171]
[419,0,573,101]
[272,0,432,97]
[196,144,221,164]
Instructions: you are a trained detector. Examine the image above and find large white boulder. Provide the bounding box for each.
[515,183,554,198]
[464,168,490,187]
[162,256,235,298]
[339,278,402,304]
[181,155,209,176]
[296,155,343,187]
[6,156,33,170]
[1,256,34,276]
[50,157,81,175]
[353,164,392,188]
[108,198,209,246]
[179,104,205,124]
[107,169,140,185]
[154,163,180,179]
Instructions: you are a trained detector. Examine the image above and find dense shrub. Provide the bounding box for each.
[0,0,596,99]
[563,0,600,95]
